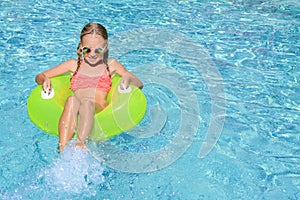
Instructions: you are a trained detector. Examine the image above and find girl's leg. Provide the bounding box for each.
[58,96,80,152]
[75,99,95,148]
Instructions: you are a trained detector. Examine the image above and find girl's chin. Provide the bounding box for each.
[87,58,99,63]
[86,58,103,65]
[84,58,104,67]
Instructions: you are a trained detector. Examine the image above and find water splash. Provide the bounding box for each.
[3,142,106,199]
[42,144,105,195]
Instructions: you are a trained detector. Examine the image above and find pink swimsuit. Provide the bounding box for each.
[70,70,112,92]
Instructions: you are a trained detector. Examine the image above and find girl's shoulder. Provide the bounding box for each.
[107,58,127,75]
[60,59,78,71]
[107,58,117,63]
[107,58,122,68]
[64,59,77,65]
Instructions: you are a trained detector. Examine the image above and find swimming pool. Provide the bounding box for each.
[1,0,299,199]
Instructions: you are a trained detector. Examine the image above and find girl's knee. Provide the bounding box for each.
[66,96,80,106]
[63,96,80,114]
[81,99,94,110]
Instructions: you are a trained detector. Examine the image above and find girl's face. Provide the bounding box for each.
[81,34,107,65]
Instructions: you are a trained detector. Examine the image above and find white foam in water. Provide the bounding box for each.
[4,142,106,199]
[42,142,105,196]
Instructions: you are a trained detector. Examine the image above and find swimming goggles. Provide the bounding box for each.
[82,45,107,55]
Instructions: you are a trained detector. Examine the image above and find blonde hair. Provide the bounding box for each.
[73,23,110,77]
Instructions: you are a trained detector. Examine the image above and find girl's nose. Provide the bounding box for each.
[89,50,97,57]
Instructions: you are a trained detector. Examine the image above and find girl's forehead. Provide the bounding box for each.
[81,34,106,47]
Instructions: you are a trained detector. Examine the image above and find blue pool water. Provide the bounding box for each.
[1,0,299,199]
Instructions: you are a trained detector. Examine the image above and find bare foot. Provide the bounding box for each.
[58,143,65,153]
[74,140,87,150]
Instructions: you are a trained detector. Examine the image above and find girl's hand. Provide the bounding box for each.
[42,76,52,93]
[120,74,131,89]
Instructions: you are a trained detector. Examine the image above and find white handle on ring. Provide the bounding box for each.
[118,84,132,94]
[41,88,55,99]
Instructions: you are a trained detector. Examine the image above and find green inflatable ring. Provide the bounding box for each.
[27,75,147,142]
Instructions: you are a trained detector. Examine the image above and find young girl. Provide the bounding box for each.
[35,22,143,152]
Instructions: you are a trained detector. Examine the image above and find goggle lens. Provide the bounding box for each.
[82,46,106,55]
[82,47,91,54]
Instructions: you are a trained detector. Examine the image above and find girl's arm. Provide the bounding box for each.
[35,59,77,91]
[108,59,143,89]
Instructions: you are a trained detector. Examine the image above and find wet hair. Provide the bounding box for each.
[73,22,110,77]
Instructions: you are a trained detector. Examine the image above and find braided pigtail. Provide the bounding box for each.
[73,42,82,78]
[103,49,111,78]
